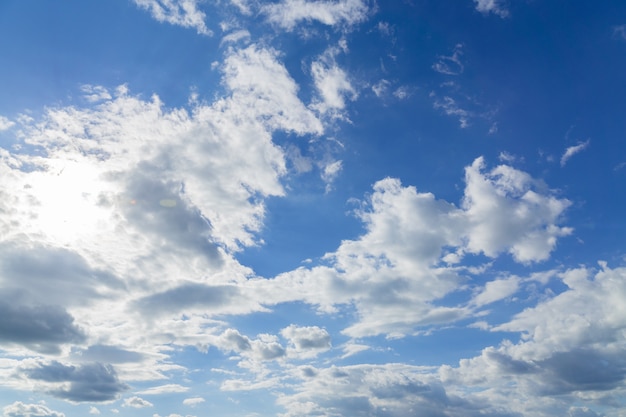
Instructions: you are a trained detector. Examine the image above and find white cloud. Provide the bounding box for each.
[220,29,251,45]
[310,46,357,116]
[281,325,331,358]
[136,384,190,395]
[123,396,154,408]
[432,95,471,128]
[471,276,520,307]
[437,264,626,416]
[432,44,464,75]
[560,139,590,167]
[80,85,112,103]
[0,115,14,131]
[88,407,100,415]
[262,0,369,31]
[371,79,390,97]
[2,402,65,417]
[462,157,572,262]
[132,0,211,35]
[251,157,572,338]
[474,0,509,18]
[613,24,626,41]
[182,397,205,407]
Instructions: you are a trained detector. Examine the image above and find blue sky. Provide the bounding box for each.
[1,1,626,416]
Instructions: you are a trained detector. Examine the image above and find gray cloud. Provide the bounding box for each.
[133,283,245,316]
[73,345,145,364]
[537,349,626,395]
[0,301,85,354]
[0,244,124,306]
[24,361,128,403]
[2,402,65,417]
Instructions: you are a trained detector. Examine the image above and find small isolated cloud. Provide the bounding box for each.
[560,140,590,167]
[132,0,211,35]
[183,397,205,407]
[471,276,520,307]
[432,44,464,75]
[262,0,369,31]
[310,47,357,116]
[81,85,112,103]
[123,396,154,408]
[136,384,189,395]
[474,0,509,18]
[372,79,390,97]
[432,96,472,128]
[0,115,14,131]
[613,24,626,41]
[88,407,100,415]
[2,402,65,417]
[220,29,251,46]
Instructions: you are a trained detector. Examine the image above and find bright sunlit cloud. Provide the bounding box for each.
[0,1,624,417]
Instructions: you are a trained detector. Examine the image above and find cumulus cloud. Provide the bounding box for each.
[251,157,571,338]
[0,115,14,131]
[0,300,85,354]
[277,363,493,417]
[470,276,520,307]
[560,140,590,167]
[474,0,509,18]
[123,396,154,408]
[132,0,211,35]
[182,397,205,407]
[462,157,573,262]
[262,0,369,31]
[21,361,128,402]
[2,402,65,417]
[310,46,357,116]
[281,325,331,357]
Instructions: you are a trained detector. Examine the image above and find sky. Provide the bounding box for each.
[0,0,626,416]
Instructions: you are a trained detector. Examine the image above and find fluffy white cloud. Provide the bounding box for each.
[471,276,520,307]
[132,0,211,35]
[123,396,154,408]
[262,0,369,31]
[250,157,572,338]
[0,41,329,402]
[436,264,626,416]
[2,402,65,417]
[182,397,205,407]
[310,46,357,115]
[281,325,331,358]
[474,0,509,18]
[462,157,572,262]
[0,115,14,131]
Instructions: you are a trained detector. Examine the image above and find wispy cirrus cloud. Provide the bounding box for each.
[132,0,212,35]
[560,140,590,166]
[432,44,464,75]
[262,0,370,31]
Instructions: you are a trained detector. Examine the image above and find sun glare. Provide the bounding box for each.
[31,160,110,245]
